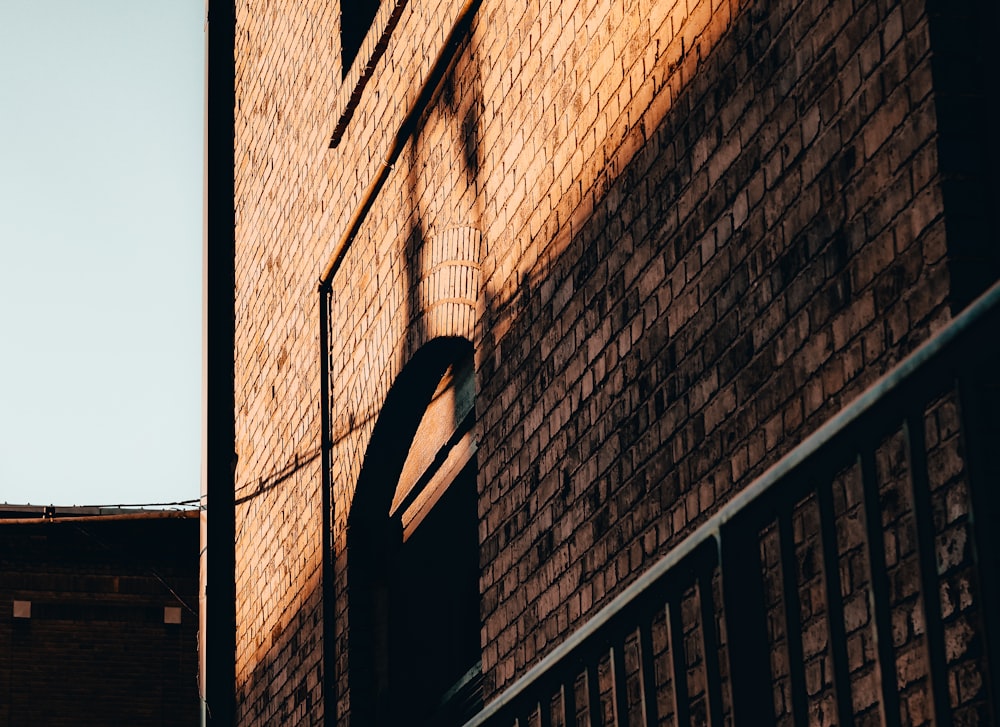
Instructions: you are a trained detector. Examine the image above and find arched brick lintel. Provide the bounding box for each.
[405,225,483,361]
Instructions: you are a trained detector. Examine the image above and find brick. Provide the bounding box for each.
[0,515,199,726]
[228,0,994,722]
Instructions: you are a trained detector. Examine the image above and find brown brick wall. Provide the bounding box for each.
[231,0,995,723]
[232,1,331,722]
[0,516,199,726]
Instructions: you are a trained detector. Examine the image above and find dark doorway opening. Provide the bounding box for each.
[347,339,482,726]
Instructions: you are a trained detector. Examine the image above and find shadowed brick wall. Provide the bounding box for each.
[230,0,996,723]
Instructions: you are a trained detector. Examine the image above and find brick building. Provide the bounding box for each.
[0,506,199,726]
[204,0,1000,724]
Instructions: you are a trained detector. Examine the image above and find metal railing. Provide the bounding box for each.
[465,281,1000,727]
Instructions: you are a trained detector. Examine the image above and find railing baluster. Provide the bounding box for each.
[637,620,660,726]
[904,414,953,727]
[611,636,630,726]
[818,479,855,726]
[667,599,690,727]
[697,568,724,727]
[778,509,809,727]
[956,372,1000,723]
[721,523,776,726]
[859,449,902,727]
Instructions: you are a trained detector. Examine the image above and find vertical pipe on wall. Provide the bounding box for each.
[319,281,335,725]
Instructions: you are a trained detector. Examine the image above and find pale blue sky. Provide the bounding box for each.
[0,0,204,507]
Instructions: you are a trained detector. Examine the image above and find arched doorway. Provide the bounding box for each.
[347,338,481,726]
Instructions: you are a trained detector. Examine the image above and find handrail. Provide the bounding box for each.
[465,279,1000,726]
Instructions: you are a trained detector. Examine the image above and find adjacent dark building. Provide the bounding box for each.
[0,506,200,726]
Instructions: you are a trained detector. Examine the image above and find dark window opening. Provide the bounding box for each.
[341,0,381,76]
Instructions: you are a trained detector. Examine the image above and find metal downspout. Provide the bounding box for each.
[319,281,335,725]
